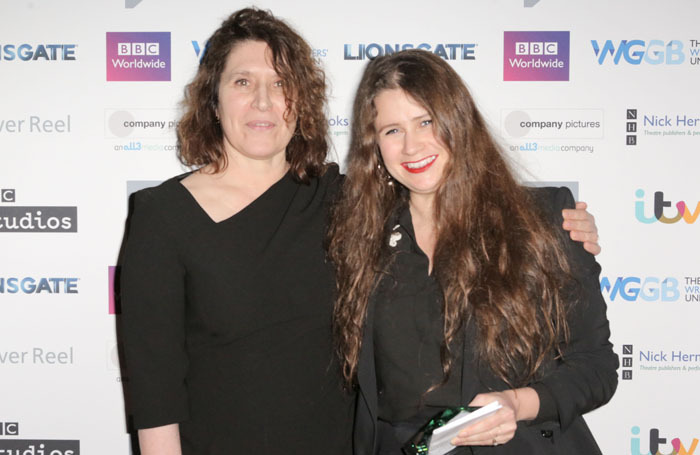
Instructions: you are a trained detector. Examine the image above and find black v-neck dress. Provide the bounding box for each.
[119,165,353,454]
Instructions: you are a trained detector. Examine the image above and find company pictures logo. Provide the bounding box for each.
[344,43,476,61]
[106,32,171,81]
[0,421,79,454]
[0,44,76,61]
[635,190,699,224]
[504,31,569,81]
[631,426,699,455]
[0,188,77,233]
[591,39,686,65]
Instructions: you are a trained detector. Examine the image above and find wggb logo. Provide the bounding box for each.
[600,276,679,302]
[591,39,685,65]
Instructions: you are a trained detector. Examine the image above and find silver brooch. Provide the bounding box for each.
[389,229,402,247]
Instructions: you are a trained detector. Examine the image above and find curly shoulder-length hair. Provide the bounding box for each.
[328,49,573,388]
[177,8,328,182]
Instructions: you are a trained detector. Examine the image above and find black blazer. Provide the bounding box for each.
[353,187,619,455]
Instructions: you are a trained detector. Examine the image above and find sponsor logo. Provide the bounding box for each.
[105,109,178,151]
[635,190,699,224]
[630,426,699,455]
[503,109,601,154]
[343,43,476,61]
[0,277,78,294]
[503,31,570,81]
[0,189,77,233]
[0,422,79,453]
[0,44,76,61]
[0,347,75,365]
[106,32,171,81]
[591,39,685,65]
[600,277,680,302]
[630,108,700,142]
[0,115,72,134]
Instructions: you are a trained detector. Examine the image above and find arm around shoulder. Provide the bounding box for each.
[531,187,619,429]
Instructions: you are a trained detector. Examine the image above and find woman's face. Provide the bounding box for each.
[374,89,450,201]
[216,40,296,166]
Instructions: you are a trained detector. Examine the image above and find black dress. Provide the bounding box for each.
[119,165,354,454]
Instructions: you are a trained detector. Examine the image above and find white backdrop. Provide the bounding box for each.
[1,1,699,453]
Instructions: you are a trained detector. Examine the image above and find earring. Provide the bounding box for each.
[377,163,394,186]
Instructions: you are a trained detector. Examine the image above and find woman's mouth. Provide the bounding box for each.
[401,155,437,173]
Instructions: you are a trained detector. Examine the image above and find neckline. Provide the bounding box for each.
[175,170,293,225]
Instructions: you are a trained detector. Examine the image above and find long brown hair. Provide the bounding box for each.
[328,50,572,388]
[177,8,328,182]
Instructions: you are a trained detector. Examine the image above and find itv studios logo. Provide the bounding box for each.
[635,190,699,224]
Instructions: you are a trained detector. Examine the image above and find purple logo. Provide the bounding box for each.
[504,31,570,81]
[106,32,171,81]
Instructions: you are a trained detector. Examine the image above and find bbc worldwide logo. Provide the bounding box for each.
[504,31,570,81]
[106,32,171,81]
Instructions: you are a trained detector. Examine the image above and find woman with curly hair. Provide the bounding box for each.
[327,49,618,455]
[118,8,351,454]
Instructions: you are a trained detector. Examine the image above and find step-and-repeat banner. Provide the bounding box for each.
[1,0,698,453]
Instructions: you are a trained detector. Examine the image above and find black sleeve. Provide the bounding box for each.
[119,189,189,429]
[530,186,619,430]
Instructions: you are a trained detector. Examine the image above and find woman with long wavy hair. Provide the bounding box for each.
[328,49,618,454]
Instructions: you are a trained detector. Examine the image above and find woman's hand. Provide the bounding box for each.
[562,201,601,256]
[451,387,539,447]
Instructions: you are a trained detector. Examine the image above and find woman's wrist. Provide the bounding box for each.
[505,387,540,422]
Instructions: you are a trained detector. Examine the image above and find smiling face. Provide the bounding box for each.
[216,40,296,167]
[374,88,450,203]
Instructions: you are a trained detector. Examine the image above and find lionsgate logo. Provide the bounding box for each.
[0,188,77,233]
[0,421,80,454]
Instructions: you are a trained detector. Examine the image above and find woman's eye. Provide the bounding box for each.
[234,79,249,86]
[273,80,284,88]
[421,119,433,127]
[384,128,399,135]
